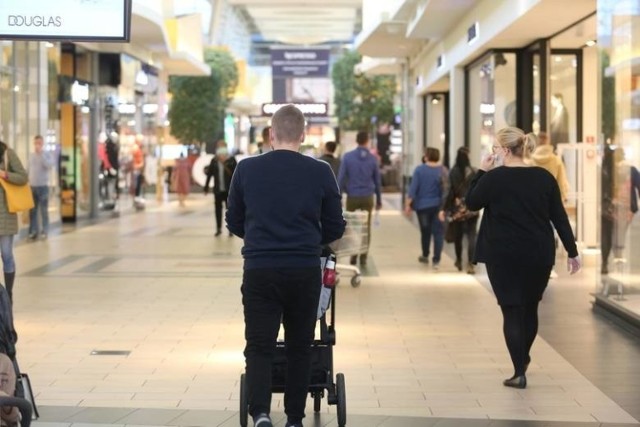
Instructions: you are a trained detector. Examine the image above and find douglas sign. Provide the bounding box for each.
[0,0,132,41]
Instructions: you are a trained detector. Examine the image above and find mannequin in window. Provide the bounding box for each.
[550,93,569,148]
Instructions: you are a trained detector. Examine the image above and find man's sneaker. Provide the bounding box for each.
[285,423,302,427]
[432,262,440,271]
[418,256,429,264]
[40,233,48,240]
[27,233,37,241]
[253,413,272,427]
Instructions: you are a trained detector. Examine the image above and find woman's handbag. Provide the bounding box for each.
[444,220,456,243]
[0,152,34,213]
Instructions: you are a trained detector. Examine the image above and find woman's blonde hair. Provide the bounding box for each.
[496,126,536,159]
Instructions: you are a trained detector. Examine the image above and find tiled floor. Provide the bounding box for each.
[11,194,640,426]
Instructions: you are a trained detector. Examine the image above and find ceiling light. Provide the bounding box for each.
[431,96,440,105]
[585,39,596,47]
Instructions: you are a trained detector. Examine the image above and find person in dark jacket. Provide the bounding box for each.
[318,141,340,177]
[444,147,479,273]
[204,142,237,236]
[466,126,581,389]
[226,105,345,427]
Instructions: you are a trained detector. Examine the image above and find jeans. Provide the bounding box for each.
[416,206,444,263]
[29,186,49,235]
[242,267,321,424]
[0,235,15,273]
[214,191,229,231]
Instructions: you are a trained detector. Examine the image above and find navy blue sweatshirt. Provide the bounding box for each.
[226,150,346,270]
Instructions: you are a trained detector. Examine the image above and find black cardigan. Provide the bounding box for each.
[466,166,578,266]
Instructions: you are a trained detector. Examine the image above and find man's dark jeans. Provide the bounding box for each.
[242,266,321,424]
[214,190,229,231]
[416,206,444,263]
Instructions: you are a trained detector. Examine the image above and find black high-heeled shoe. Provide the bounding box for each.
[503,375,527,389]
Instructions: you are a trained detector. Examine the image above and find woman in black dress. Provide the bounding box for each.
[466,126,581,389]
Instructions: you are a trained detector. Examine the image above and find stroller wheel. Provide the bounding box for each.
[239,373,248,427]
[336,373,347,427]
[350,274,361,287]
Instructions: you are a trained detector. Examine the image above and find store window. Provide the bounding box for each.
[596,0,640,319]
[467,52,517,165]
[549,53,578,146]
[425,93,448,166]
[0,42,13,146]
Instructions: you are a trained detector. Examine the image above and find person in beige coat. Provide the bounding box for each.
[531,132,569,202]
[0,142,28,302]
[531,132,570,279]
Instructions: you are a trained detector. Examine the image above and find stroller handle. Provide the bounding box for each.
[0,396,32,427]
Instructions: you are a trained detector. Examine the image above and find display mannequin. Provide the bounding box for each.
[550,93,569,147]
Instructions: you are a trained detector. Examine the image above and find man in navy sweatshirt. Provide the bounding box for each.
[337,131,382,265]
[226,105,345,427]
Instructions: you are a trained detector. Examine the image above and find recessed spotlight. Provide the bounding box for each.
[585,39,596,47]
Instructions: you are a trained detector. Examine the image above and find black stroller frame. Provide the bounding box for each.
[0,286,38,427]
[239,282,347,427]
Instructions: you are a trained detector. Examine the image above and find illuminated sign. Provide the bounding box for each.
[261,103,328,117]
[0,0,132,42]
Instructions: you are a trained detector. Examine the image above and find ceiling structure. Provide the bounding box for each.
[227,0,362,45]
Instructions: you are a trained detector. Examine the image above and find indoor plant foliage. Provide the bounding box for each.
[168,48,239,147]
[331,50,396,131]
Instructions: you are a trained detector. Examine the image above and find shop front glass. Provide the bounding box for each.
[467,52,517,166]
[0,41,62,228]
[597,0,640,314]
[549,53,578,146]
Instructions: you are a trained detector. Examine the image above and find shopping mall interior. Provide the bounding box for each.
[1,0,640,426]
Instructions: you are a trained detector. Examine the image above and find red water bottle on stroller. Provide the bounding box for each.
[323,253,337,287]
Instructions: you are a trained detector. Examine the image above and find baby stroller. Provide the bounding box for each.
[239,251,347,427]
[0,287,37,427]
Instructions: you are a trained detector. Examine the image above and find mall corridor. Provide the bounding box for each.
[8,195,639,427]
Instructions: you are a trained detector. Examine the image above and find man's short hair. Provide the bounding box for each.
[325,141,337,153]
[261,126,271,143]
[34,135,43,141]
[356,131,369,145]
[272,106,305,143]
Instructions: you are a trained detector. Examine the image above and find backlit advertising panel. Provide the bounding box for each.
[0,0,132,42]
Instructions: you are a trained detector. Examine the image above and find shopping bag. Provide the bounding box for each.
[0,151,33,213]
[0,180,33,213]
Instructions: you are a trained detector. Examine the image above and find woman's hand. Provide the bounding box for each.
[0,171,8,180]
[480,153,495,171]
[567,255,581,275]
[438,210,446,222]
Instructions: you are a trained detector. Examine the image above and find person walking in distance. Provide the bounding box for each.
[0,140,28,302]
[318,141,340,177]
[337,131,382,265]
[466,126,581,389]
[404,147,448,269]
[28,135,54,240]
[204,142,237,236]
[444,147,479,273]
[226,105,345,427]
[531,131,570,279]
